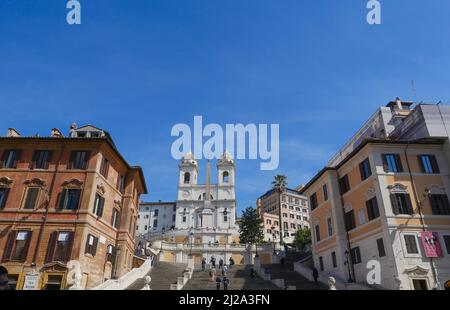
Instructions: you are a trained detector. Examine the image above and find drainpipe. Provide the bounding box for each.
[403,142,440,289]
[31,142,65,266]
[336,170,356,283]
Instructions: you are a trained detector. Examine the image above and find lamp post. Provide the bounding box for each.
[271,226,276,255]
[188,231,194,257]
[344,250,353,283]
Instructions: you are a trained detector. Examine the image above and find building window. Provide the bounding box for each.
[184,172,190,184]
[224,215,228,222]
[339,175,350,194]
[350,247,361,264]
[376,238,386,257]
[23,187,40,210]
[412,279,428,290]
[288,197,293,203]
[315,225,321,242]
[46,231,74,263]
[366,197,380,221]
[93,194,105,217]
[1,150,21,169]
[172,214,176,222]
[106,245,115,263]
[290,223,296,229]
[223,171,229,183]
[282,204,287,209]
[303,216,308,221]
[344,210,356,231]
[382,154,403,173]
[404,235,418,254]
[428,194,450,215]
[295,198,299,205]
[111,208,121,229]
[31,150,52,169]
[319,256,324,271]
[57,189,81,211]
[144,225,148,230]
[283,222,288,230]
[283,213,287,218]
[390,193,413,215]
[274,221,278,226]
[153,219,158,227]
[323,184,328,201]
[116,174,125,193]
[0,188,10,210]
[418,155,439,174]
[359,158,372,180]
[85,234,98,256]
[310,193,318,210]
[282,196,286,202]
[2,231,33,262]
[68,151,90,170]
[7,274,18,290]
[331,252,337,268]
[443,236,450,254]
[44,275,63,290]
[100,156,110,178]
[154,209,159,216]
[290,214,294,219]
[327,217,333,236]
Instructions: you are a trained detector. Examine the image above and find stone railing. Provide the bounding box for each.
[91,256,155,290]
[170,258,195,290]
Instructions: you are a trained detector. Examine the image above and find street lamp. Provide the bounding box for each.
[344,250,353,283]
[271,226,276,255]
[188,231,194,257]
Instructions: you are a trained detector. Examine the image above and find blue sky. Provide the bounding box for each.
[1,1,450,214]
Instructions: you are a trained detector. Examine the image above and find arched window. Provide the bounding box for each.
[184,172,190,184]
[223,171,229,183]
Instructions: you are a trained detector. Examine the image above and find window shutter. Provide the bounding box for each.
[19,231,33,262]
[405,194,414,214]
[92,237,98,256]
[57,189,67,211]
[417,156,425,173]
[68,151,76,169]
[395,154,403,172]
[45,231,58,263]
[0,188,10,209]
[382,155,389,172]
[390,194,399,215]
[64,232,75,262]
[30,151,38,169]
[45,151,53,169]
[83,152,91,170]
[2,230,17,262]
[73,189,81,211]
[0,151,6,168]
[430,155,440,173]
[98,197,104,217]
[12,150,21,169]
[85,235,90,254]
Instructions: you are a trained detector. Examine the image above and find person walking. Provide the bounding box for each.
[201,257,206,271]
[210,267,217,281]
[210,256,216,268]
[222,276,229,290]
[215,275,222,290]
[219,258,224,270]
[222,264,228,276]
[312,267,319,284]
[229,257,235,269]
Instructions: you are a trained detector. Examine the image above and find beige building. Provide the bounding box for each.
[257,188,309,244]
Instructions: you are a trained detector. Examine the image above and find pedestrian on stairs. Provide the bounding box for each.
[210,267,217,281]
[229,257,235,269]
[222,276,229,290]
[222,264,228,276]
[219,258,224,269]
[312,267,319,284]
[215,275,222,290]
[201,258,206,271]
[210,256,216,268]
[250,268,255,279]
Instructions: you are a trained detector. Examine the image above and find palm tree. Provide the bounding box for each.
[272,175,287,245]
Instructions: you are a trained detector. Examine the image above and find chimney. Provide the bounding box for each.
[395,97,403,110]
[6,128,21,137]
[51,128,64,138]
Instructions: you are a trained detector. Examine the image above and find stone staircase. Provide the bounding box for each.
[262,251,327,290]
[126,261,187,290]
[183,265,280,290]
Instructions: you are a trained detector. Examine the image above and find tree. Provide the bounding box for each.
[238,206,264,255]
[293,227,311,252]
[272,175,287,245]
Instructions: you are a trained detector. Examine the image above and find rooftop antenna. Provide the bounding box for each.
[411,80,418,103]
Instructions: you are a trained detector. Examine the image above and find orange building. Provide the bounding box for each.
[0,125,147,290]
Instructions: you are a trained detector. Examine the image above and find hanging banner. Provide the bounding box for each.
[420,232,443,258]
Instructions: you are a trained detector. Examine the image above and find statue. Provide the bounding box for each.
[141,276,152,290]
[67,260,83,290]
[328,276,337,290]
